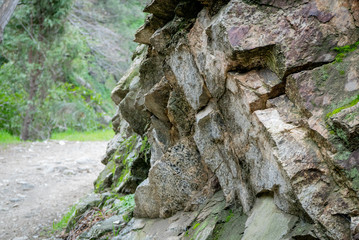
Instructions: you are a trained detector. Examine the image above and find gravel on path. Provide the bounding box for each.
[0,140,107,240]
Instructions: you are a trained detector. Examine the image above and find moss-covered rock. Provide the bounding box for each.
[95,134,150,195]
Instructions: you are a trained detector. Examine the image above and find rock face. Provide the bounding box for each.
[90,0,359,239]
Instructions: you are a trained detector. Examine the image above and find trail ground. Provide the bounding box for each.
[0,141,107,240]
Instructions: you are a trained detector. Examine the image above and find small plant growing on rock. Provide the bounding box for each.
[193,222,200,230]
[334,41,359,62]
[225,210,234,222]
[51,204,77,233]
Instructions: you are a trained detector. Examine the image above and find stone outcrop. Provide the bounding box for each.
[71,0,359,239]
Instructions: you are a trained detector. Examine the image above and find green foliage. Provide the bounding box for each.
[52,204,77,232]
[72,0,147,78]
[326,95,358,152]
[110,194,136,214]
[140,136,151,163]
[18,0,73,37]
[0,130,21,145]
[113,224,121,236]
[0,0,119,140]
[51,128,114,141]
[334,41,359,62]
[122,213,131,223]
[97,0,146,53]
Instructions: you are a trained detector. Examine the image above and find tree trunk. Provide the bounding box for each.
[21,47,42,141]
[0,0,19,42]
[20,73,38,140]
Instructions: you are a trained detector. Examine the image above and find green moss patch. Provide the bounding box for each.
[208,208,246,240]
[346,168,359,191]
[334,41,359,62]
[326,95,359,119]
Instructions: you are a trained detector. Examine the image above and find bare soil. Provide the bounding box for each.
[0,140,107,240]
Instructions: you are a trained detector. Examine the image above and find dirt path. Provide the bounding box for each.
[0,140,107,240]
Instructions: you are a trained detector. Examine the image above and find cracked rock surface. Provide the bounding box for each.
[80,0,359,239]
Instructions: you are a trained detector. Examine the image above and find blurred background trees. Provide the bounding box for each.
[0,0,20,42]
[0,0,147,140]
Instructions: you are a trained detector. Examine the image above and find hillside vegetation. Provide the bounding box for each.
[0,0,146,140]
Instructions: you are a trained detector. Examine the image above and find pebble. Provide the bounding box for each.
[13,237,28,240]
[63,170,75,175]
[0,207,9,212]
[46,166,68,174]
[77,167,90,173]
[20,183,35,191]
[9,198,22,203]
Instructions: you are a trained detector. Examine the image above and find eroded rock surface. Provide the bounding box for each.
[70,0,359,239]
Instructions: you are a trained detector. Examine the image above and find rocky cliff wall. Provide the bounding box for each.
[69,0,359,239]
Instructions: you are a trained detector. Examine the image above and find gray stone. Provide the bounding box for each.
[134,139,209,218]
[111,45,147,105]
[144,78,171,123]
[242,196,298,240]
[66,193,102,231]
[143,0,179,20]
[94,160,115,193]
[135,15,168,45]
[18,182,35,191]
[12,237,28,240]
[78,215,124,239]
[168,43,211,111]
